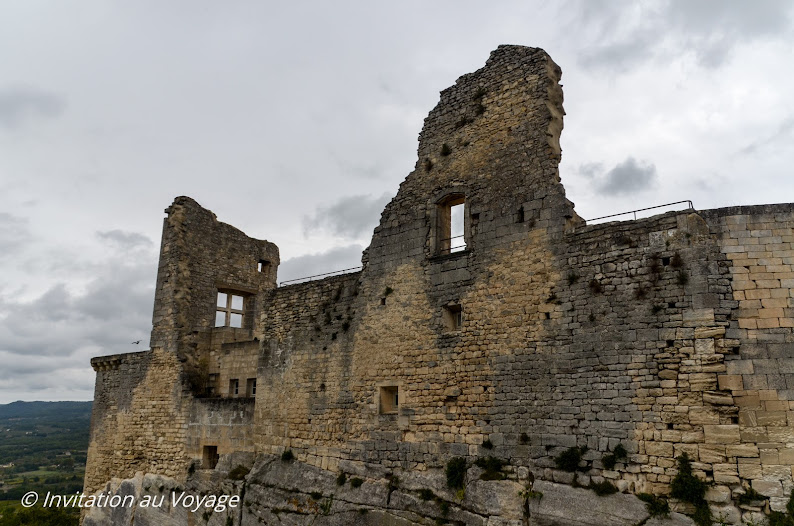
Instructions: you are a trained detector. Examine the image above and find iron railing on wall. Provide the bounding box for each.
[437,234,467,255]
[279,266,363,287]
[586,200,694,223]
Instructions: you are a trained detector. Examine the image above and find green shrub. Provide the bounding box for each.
[336,472,347,486]
[310,491,322,500]
[519,433,529,444]
[670,453,710,526]
[482,439,493,449]
[737,486,764,505]
[418,488,435,501]
[769,511,794,526]
[590,480,617,496]
[555,447,583,472]
[474,456,506,481]
[445,457,467,490]
[637,493,670,518]
[602,443,627,470]
[350,477,364,488]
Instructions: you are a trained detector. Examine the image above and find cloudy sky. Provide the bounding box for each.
[1,1,792,403]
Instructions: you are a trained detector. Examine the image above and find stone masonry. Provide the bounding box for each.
[85,46,794,525]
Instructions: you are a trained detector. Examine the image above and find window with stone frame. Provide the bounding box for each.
[443,304,463,332]
[229,378,239,397]
[435,194,466,255]
[379,386,399,414]
[215,291,245,328]
[246,378,256,397]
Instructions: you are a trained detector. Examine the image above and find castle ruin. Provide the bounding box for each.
[84,46,794,526]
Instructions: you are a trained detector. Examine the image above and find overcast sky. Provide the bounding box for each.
[1,1,792,404]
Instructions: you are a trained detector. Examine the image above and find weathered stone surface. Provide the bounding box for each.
[83,44,794,525]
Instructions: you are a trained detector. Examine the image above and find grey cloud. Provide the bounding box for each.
[592,157,658,195]
[303,193,391,239]
[0,213,30,257]
[739,115,794,155]
[96,230,155,251]
[0,86,66,129]
[572,0,794,71]
[278,244,364,285]
[0,257,156,358]
[578,162,604,179]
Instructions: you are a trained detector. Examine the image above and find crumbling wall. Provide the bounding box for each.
[149,196,279,361]
[85,349,190,494]
[84,45,794,523]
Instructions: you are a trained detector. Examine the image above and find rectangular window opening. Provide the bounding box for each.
[443,304,463,332]
[229,378,239,397]
[436,195,466,255]
[379,386,399,414]
[246,378,256,397]
[202,445,219,469]
[258,259,271,272]
[215,291,246,328]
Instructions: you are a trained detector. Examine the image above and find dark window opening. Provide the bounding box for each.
[661,256,671,266]
[229,378,239,397]
[258,259,271,272]
[202,445,219,469]
[379,386,399,414]
[443,304,463,332]
[246,378,256,397]
[517,206,525,223]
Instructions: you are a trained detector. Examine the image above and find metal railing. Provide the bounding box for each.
[279,266,363,287]
[437,234,467,255]
[586,200,694,223]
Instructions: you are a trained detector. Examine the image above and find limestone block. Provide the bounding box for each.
[704,425,740,445]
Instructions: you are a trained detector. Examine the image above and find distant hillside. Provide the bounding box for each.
[0,401,92,421]
[0,401,92,471]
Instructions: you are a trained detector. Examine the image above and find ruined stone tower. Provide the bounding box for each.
[84,46,794,526]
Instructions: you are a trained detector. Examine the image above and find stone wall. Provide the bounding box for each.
[84,45,794,522]
[85,348,190,494]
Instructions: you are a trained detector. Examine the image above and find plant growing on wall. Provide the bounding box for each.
[446,457,467,490]
[555,447,584,472]
[670,453,710,526]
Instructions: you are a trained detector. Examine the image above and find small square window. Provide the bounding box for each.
[443,304,463,332]
[379,386,399,414]
[258,260,271,272]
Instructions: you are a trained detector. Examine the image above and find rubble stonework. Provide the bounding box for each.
[84,46,794,525]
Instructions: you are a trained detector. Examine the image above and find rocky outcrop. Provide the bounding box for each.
[83,457,696,526]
